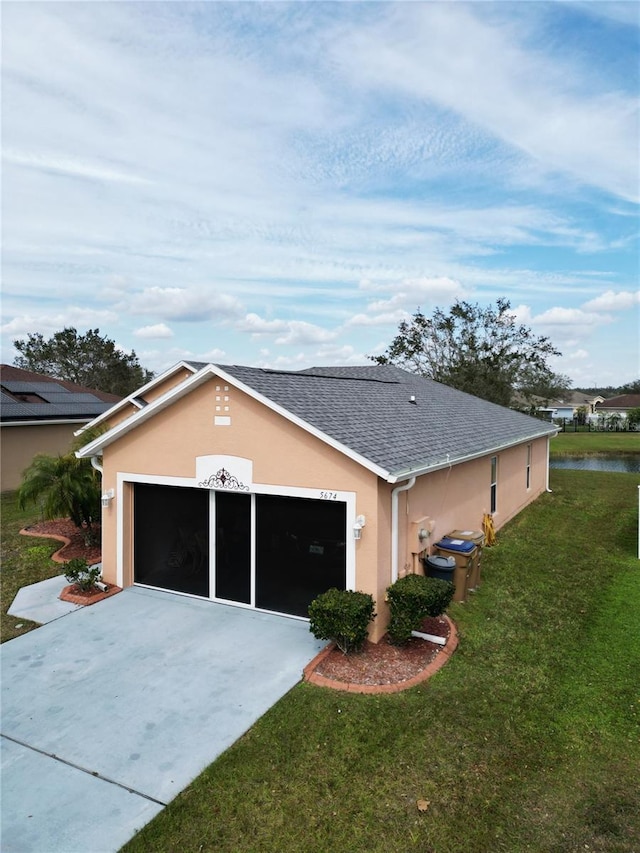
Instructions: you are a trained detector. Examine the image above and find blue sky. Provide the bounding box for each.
[2,1,639,388]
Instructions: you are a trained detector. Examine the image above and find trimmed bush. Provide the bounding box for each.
[308,588,376,655]
[64,557,101,592]
[386,573,454,646]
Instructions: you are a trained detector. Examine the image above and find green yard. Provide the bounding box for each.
[2,465,639,852]
[550,429,639,456]
[121,469,640,853]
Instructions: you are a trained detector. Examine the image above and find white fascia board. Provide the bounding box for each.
[387,428,559,483]
[75,365,214,457]
[75,363,392,481]
[73,361,199,436]
[208,365,392,481]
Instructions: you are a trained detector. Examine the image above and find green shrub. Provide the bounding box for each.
[308,588,376,655]
[63,557,101,592]
[386,574,454,646]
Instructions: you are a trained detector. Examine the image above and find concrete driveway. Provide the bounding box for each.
[1,587,324,853]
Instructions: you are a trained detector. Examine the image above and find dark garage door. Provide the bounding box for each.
[134,484,210,597]
[133,485,346,617]
[256,495,346,617]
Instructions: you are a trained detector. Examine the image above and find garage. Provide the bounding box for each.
[133,484,346,618]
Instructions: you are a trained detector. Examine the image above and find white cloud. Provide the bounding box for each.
[1,2,636,389]
[582,289,640,311]
[275,321,337,347]
[347,310,410,328]
[237,313,289,336]
[1,309,119,338]
[126,287,244,322]
[565,349,590,362]
[333,4,639,201]
[236,313,337,347]
[3,149,152,187]
[367,276,467,313]
[533,306,610,329]
[134,323,174,339]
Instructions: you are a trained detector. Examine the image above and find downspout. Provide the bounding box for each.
[545,436,553,493]
[89,456,109,589]
[391,477,416,583]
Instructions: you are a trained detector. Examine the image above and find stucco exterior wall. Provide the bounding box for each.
[1,421,88,491]
[392,435,550,576]
[99,376,388,633]
[140,367,194,404]
[95,373,551,644]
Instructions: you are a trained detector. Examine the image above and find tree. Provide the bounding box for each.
[17,427,108,543]
[13,327,153,396]
[626,407,640,429]
[371,298,571,408]
[17,453,101,542]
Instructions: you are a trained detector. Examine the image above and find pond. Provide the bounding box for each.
[550,455,640,474]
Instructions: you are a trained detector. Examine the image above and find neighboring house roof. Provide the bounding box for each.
[594,394,640,412]
[0,365,121,423]
[76,362,557,483]
[532,391,603,410]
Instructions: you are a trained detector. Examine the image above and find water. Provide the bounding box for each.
[550,455,640,474]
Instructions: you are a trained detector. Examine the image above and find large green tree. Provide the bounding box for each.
[371,298,571,408]
[13,327,153,396]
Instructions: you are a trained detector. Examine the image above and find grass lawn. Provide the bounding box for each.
[550,430,640,456]
[120,469,640,853]
[0,491,67,643]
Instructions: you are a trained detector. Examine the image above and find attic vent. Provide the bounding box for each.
[409,395,416,404]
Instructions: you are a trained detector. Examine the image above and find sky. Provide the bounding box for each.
[2,1,639,389]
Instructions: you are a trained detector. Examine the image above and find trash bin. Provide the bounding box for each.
[423,554,455,583]
[433,537,477,603]
[448,529,485,591]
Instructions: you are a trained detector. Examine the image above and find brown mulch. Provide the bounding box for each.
[20,518,102,565]
[313,615,450,686]
[21,519,451,688]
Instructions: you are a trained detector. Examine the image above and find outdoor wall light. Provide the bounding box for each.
[101,489,115,508]
[418,527,429,542]
[353,514,366,540]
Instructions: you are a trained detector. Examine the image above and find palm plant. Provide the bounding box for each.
[17,453,101,543]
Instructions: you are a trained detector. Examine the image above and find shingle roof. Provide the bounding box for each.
[595,394,640,410]
[0,364,120,422]
[190,363,556,478]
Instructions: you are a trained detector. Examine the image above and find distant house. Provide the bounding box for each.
[0,365,120,491]
[535,391,604,422]
[594,394,640,422]
[76,362,557,641]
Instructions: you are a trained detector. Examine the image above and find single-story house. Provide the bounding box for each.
[593,394,640,421]
[76,362,558,641]
[534,391,604,421]
[0,365,121,491]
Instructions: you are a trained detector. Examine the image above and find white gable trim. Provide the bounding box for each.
[76,363,393,481]
[73,361,199,436]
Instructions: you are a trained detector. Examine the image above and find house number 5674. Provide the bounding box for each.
[320,491,338,500]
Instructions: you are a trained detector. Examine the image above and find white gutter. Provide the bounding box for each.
[1,418,93,428]
[391,477,416,583]
[387,429,558,484]
[90,456,103,475]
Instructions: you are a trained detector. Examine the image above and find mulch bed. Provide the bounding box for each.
[59,582,121,606]
[311,615,451,687]
[21,519,455,688]
[20,518,102,565]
